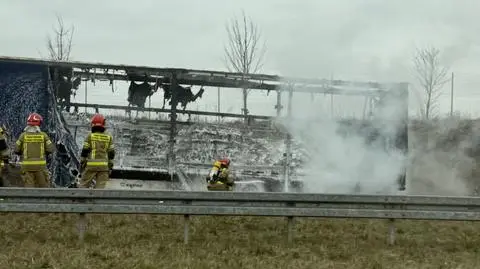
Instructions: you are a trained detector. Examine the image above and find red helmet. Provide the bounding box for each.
[219,158,230,167]
[91,113,106,128]
[27,113,43,126]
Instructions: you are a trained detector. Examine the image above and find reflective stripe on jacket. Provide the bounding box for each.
[15,127,54,169]
[82,132,114,168]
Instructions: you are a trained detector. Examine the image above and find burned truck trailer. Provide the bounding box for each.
[0,56,409,190]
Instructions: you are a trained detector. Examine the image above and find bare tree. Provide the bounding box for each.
[46,15,74,61]
[413,46,449,119]
[224,10,266,121]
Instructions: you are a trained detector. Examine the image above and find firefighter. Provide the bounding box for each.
[15,113,55,187]
[0,126,10,187]
[206,158,234,191]
[79,113,115,189]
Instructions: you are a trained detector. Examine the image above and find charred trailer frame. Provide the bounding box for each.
[0,56,410,190]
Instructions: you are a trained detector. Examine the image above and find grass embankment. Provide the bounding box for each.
[0,214,479,269]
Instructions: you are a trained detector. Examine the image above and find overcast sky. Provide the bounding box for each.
[2,0,480,118]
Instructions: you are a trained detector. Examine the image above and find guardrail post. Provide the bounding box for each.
[77,213,87,243]
[184,214,190,244]
[287,216,295,244]
[286,201,295,245]
[388,218,396,245]
[183,200,192,244]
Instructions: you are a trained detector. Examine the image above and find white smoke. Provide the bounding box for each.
[275,87,406,195]
[274,84,476,196]
[406,117,473,196]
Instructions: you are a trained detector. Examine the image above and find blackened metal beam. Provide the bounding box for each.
[110,168,176,181]
[168,73,178,181]
[73,71,383,96]
[0,56,403,93]
[73,71,276,90]
[0,55,278,82]
[69,102,273,120]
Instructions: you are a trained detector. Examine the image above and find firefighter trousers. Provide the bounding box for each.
[207,177,234,191]
[80,168,109,189]
[21,168,50,188]
[207,182,233,191]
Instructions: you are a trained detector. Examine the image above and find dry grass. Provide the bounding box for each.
[0,214,479,269]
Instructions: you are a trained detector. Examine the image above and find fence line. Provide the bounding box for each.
[0,188,479,245]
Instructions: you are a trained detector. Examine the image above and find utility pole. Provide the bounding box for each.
[450,72,454,117]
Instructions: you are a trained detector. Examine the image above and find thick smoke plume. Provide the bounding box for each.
[406,118,473,196]
[274,82,477,196]
[276,84,408,195]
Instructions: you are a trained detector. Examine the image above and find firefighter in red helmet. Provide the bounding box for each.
[79,113,115,189]
[206,158,234,191]
[14,113,55,187]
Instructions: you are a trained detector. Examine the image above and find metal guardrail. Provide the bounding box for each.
[0,188,479,245]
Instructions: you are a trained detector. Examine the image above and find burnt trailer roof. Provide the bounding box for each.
[0,56,408,96]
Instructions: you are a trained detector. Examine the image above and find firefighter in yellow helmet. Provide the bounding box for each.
[0,125,10,187]
[15,113,55,187]
[206,158,234,191]
[79,113,115,189]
